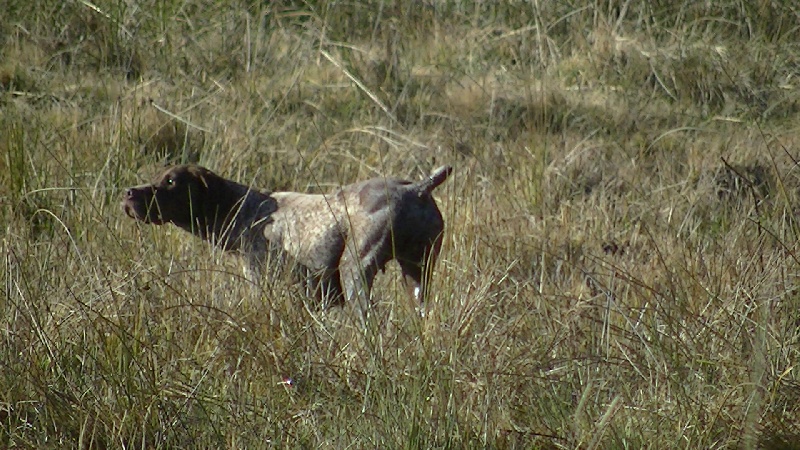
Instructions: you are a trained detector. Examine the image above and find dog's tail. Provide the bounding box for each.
[412,165,453,196]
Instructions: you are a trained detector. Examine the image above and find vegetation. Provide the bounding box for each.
[3,1,800,448]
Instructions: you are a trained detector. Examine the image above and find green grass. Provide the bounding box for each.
[3,0,800,448]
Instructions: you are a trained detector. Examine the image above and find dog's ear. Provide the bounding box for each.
[190,167,229,209]
[196,168,211,190]
[184,165,214,190]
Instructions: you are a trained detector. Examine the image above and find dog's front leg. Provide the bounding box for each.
[244,241,266,284]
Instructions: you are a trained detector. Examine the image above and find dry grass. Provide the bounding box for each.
[3,1,800,448]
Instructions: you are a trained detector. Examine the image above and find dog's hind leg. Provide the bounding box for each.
[397,229,443,315]
[339,248,380,325]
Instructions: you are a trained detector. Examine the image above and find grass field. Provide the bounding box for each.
[3,1,800,448]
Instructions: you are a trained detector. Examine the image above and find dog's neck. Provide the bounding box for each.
[175,180,276,253]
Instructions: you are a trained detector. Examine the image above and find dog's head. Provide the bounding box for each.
[122,165,218,227]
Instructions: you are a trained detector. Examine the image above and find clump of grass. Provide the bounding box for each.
[135,115,205,165]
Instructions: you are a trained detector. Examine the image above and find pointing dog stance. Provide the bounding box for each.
[122,165,452,312]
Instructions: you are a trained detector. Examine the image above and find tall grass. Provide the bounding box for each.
[3,0,800,448]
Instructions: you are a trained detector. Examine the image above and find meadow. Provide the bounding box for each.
[3,1,800,448]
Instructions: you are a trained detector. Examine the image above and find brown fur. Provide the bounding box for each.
[122,165,452,310]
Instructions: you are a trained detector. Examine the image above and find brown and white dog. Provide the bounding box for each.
[122,164,452,311]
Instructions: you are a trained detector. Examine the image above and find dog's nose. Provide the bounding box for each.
[124,188,143,199]
[123,188,141,200]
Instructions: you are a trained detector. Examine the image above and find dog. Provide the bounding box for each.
[122,164,452,311]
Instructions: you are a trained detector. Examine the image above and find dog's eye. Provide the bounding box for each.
[166,178,175,186]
